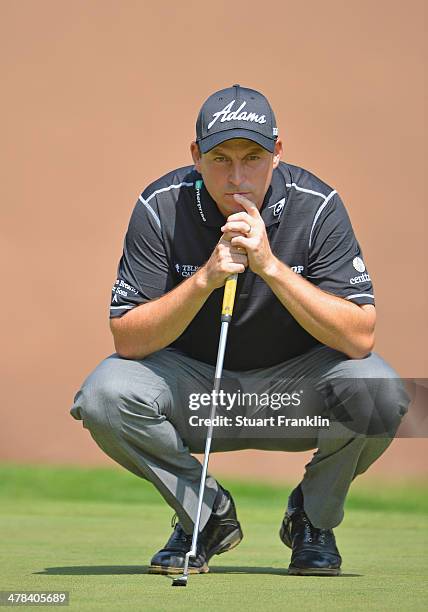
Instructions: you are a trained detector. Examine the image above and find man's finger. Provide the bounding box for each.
[221,221,251,234]
[231,246,247,255]
[230,235,251,249]
[222,230,246,242]
[233,193,260,217]
[226,211,252,224]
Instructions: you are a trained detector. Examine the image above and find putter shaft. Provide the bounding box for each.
[172,274,238,586]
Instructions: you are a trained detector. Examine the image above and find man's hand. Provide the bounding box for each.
[197,236,248,291]
[220,194,278,277]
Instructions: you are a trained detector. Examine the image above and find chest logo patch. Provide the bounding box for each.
[268,197,286,217]
[175,263,200,278]
[291,265,304,274]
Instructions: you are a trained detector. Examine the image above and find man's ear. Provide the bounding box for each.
[273,138,283,169]
[190,141,202,172]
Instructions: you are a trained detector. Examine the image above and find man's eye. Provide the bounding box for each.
[247,155,260,161]
[213,156,226,162]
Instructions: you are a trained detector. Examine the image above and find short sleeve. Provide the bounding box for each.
[307,193,375,305]
[109,195,174,318]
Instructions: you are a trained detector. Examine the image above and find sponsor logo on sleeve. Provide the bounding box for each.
[111,279,139,298]
[350,272,371,285]
[353,257,366,273]
[350,257,370,284]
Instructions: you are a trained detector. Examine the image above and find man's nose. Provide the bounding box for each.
[228,162,245,186]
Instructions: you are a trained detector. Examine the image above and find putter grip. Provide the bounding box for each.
[221,273,238,322]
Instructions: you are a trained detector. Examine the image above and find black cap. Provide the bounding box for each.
[196,84,278,153]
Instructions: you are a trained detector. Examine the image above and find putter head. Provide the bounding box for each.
[171,575,188,587]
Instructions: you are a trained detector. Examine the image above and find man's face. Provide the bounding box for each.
[191,138,283,218]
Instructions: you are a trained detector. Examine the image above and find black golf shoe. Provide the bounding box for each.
[279,487,342,576]
[149,488,243,574]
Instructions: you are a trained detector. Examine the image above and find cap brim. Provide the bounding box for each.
[198,129,276,153]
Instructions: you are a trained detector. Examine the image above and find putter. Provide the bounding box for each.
[172,273,238,587]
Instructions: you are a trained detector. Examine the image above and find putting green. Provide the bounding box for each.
[0,465,427,611]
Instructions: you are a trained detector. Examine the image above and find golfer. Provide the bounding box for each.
[71,85,409,576]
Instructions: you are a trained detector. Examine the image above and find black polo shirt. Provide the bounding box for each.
[110,162,374,370]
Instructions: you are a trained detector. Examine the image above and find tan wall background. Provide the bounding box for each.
[1,0,426,480]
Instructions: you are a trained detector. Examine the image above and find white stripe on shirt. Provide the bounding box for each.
[138,181,194,229]
[346,294,374,300]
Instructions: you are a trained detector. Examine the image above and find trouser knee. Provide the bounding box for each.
[71,357,174,448]
[71,370,122,433]
[325,376,409,437]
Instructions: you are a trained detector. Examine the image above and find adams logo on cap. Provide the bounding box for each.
[207,100,267,130]
[196,85,278,153]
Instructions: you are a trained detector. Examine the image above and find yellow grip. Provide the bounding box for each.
[221,274,238,318]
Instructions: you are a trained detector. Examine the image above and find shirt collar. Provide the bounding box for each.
[193,165,290,228]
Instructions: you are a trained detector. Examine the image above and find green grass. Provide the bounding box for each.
[0,464,427,611]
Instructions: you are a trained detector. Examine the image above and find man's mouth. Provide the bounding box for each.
[225,192,250,197]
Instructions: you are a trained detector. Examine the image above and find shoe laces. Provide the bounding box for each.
[319,530,327,545]
[170,514,192,544]
[302,514,313,543]
[301,512,328,544]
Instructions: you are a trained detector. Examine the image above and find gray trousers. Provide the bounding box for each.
[70,345,409,532]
